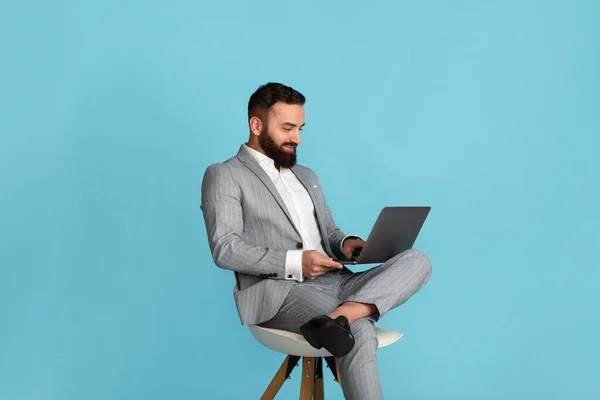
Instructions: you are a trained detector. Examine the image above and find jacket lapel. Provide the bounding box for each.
[236,145,301,237]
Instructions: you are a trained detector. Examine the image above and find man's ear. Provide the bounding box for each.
[249,116,263,137]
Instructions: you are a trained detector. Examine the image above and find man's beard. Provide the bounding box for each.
[259,127,297,169]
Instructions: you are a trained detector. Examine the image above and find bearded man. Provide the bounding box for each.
[200,82,432,400]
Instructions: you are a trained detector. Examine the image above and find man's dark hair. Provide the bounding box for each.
[248,82,305,122]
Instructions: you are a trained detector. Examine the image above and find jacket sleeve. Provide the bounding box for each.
[325,203,348,261]
[200,163,288,278]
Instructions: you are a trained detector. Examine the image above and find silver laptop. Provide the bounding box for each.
[340,206,431,265]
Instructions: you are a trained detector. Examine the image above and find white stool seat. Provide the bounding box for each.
[249,325,403,357]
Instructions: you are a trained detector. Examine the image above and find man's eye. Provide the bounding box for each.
[283,127,292,132]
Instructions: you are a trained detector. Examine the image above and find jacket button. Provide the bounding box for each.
[296,243,303,249]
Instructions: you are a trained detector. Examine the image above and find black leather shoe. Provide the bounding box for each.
[299,315,355,357]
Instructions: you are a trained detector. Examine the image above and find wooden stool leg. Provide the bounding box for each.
[335,357,342,385]
[299,357,316,400]
[312,357,325,400]
[261,355,300,400]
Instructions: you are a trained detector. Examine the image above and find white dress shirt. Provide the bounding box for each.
[245,145,351,282]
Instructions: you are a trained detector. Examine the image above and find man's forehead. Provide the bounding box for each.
[270,102,304,119]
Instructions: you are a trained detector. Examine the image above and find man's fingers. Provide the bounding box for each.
[325,260,343,269]
[312,265,329,273]
[312,253,343,269]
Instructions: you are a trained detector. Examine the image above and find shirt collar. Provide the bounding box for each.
[244,144,277,170]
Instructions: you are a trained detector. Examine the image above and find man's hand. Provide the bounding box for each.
[342,237,366,260]
[302,250,343,280]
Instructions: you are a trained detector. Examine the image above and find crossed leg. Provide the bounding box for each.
[259,249,432,399]
[258,277,384,399]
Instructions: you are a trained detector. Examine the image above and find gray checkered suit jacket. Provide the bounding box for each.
[201,145,348,325]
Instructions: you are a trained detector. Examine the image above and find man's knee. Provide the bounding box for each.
[398,248,432,277]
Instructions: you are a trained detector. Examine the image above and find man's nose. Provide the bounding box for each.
[290,129,301,144]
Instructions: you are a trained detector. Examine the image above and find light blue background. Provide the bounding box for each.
[1,1,598,399]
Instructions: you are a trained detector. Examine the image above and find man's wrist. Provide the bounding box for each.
[340,235,362,252]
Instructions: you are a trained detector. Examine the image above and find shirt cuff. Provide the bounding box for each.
[340,235,364,252]
[285,250,304,282]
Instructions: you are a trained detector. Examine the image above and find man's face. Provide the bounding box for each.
[259,102,305,169]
